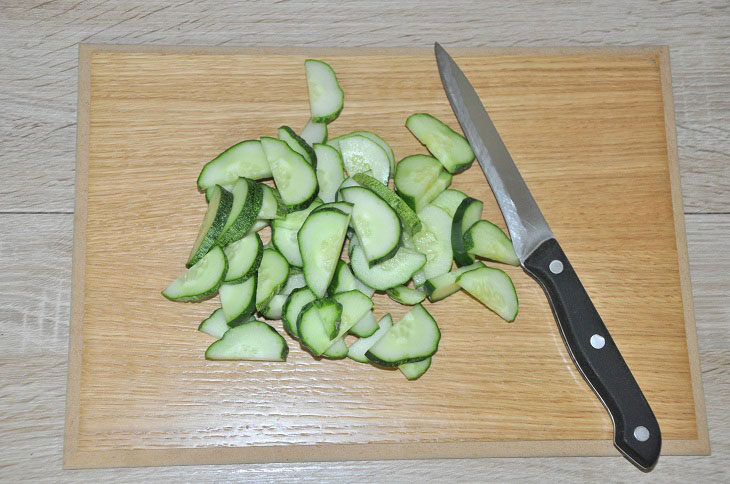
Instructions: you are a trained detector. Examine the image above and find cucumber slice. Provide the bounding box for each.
[197,140,272,190]
[219,276,257,324]
[187,185,234,267]
[330,289,374,340]
[301,119,328,145]
[399,357,432,380]
[313,144,345,203]
[298,208,350,297]
[451,197,484,267]
[365,304,440,367]
[414,170,452,212]
[205,321,288,361]
[457,265,519,322]
[260,294,286,320]
[301,298,342,341]
[338,135,390,185]
[260,269,307,320]
[271,199,323,267]
[394,155,443,211]
[305,59,344,123]
[354,276,376,298]
[347,314,393,363]
[282,287,316,338]
[412,204,453,280]
[348,310,379,338]
[337,176,361,194]
[386,285,426,305]
[464,220,520,266]
[205,183,233,203]
[350,245,426,291]
[313,201,353,215]
[423,262,482,302]
[217,178,263,247]
[352,173,422,235]
[329,256,375,297]
[406,113,475,174]
[163,246,227,302]
[198,308,229,339]
[261,269,307,321]
[322,338,348,359]
[315,298,343,339]
[261,136,318,211]
[341,186,401,266]
[335,177,361,204]
[328,260,357,294]
[229,314,259,328]
[347,232,359,258]
[400,231,426,288]
[245,219,270,237]
[278,125,316,166]
[298,300,339,356]
[255,248,290,311]
[272,198,323,231]
[329,131,395,174]
[431,189,468,218]
[281,270,307,295]
[258,184,287,219]
[223,232,263,284]
[411,271,426,288]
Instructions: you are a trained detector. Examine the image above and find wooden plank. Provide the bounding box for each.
[62,45,707,467]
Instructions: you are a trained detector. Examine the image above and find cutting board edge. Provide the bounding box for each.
[63,44,710,468]
[658,46,710,454]
[63,438,710,469]
[64,42,92,468]
[77,42,670,58]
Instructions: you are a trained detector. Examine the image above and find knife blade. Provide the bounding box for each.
[435,42,661,471]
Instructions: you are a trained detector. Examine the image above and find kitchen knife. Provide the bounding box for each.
[434,43,661,471]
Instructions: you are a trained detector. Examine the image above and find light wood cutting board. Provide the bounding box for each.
[64,44,709,468]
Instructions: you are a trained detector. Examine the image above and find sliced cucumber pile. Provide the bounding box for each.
[164,58,522,376]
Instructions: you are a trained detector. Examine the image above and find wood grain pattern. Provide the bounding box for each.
[63,45,706,468]
[1,1,728,482]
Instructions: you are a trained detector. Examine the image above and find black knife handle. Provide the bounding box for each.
[523,238,661,471]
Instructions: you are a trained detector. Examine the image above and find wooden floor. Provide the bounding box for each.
[0,1,727,482]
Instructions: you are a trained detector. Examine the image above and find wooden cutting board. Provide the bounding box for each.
[64,44,709,468]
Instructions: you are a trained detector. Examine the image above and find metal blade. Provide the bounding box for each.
[435,42,553,263]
